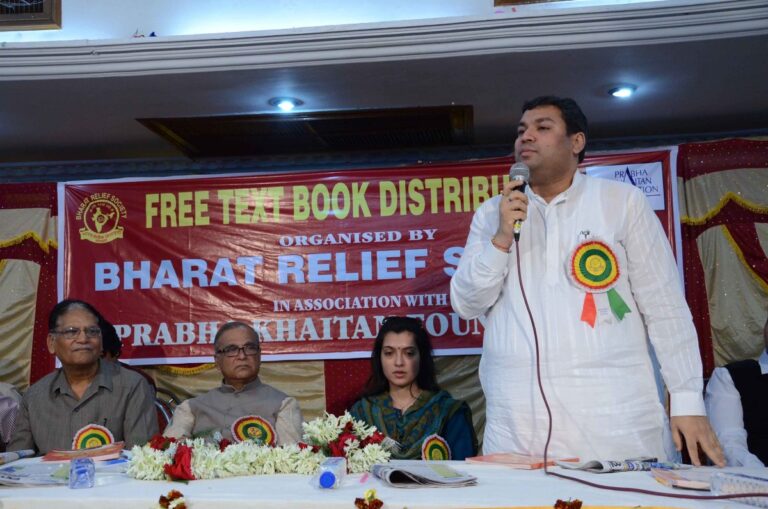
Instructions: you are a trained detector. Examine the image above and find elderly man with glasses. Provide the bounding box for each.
[8,300,158,455]
[163,321,303,445]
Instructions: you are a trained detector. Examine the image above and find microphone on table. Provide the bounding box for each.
[509,162,530,242]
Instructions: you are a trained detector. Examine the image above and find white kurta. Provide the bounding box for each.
[450,171,705,461]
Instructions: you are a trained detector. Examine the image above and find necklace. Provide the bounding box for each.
[392,389,421,412]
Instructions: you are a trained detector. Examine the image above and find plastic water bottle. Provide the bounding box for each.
[315,457,346,489]
[69,457,95,489]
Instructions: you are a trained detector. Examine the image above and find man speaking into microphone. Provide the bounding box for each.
[450,96,724,465]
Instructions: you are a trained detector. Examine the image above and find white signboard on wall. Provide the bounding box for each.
[585,162,665,210]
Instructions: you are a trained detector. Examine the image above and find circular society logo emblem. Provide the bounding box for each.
[76,193,127,244]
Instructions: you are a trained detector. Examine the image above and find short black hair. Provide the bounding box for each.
[213,321,260,349]
[361,316,440,397]
[521,95,588,162]
[48,299,104,331]
[101,320,122,358]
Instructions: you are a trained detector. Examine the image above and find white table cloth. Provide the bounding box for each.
[0,459,764,508]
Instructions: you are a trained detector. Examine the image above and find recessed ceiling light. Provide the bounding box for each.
[608,85,637,99]
[268,97,304,112]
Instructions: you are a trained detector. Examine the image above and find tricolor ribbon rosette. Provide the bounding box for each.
[567,239,631,328]
[231,415,276,446]
[72,423,114,449]
[421,434,451,461]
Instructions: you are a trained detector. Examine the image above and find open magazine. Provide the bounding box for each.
[0,461,69,486]
[372,460,477,488]
[557,457,687,473]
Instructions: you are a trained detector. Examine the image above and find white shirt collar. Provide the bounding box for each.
[529,169,585,205]
[759,349,768,375]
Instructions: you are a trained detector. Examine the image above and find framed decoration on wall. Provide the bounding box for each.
[0,0,61,31]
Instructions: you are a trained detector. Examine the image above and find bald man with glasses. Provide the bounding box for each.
[163,321,303,445]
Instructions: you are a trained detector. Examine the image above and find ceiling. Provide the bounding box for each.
[0,0,766,178]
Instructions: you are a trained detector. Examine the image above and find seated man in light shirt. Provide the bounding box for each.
[705,314,768,467]
[164,321,303,445]
[9,299,157,454]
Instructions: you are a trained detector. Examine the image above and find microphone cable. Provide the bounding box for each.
[512,239,768,503]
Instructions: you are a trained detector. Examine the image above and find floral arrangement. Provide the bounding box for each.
[554,499,583,509]
[355,488,384,509]
[157,490,186,509]
[127,412,391,481]
[300,411,390,474]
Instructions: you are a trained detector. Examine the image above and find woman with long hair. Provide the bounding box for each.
[349,316,477,460]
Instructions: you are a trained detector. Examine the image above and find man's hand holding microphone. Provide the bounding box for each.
[492,163,530,253]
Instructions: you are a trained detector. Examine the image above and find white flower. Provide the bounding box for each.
[302,412,343,445]
[347,443,391,474]
[352,419,378,440]
[292,446,325,475]
[190,441,220,479]
[126,445,169,481]
[168,498,186,509]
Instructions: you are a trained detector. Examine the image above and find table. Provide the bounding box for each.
[0,459,763,508]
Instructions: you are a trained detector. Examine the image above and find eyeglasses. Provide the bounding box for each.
[215,343,260,357]
[50,327,102,340]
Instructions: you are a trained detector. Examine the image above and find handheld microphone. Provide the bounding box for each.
[509,162,530,242]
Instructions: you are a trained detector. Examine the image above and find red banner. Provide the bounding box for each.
[60,152,675,365]
[60,161,513,364]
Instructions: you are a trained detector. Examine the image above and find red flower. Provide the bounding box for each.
[218,438,232,452]
[327,438,347,457]
[298,442,321,453]
[167,490,184,501]
[354,496,384,509]
[158,489,184,508]
[149,433,177,451]
[326,422,365,457]
[361,431,385,447]
[163,444,196,481]
[554,499,582,509]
